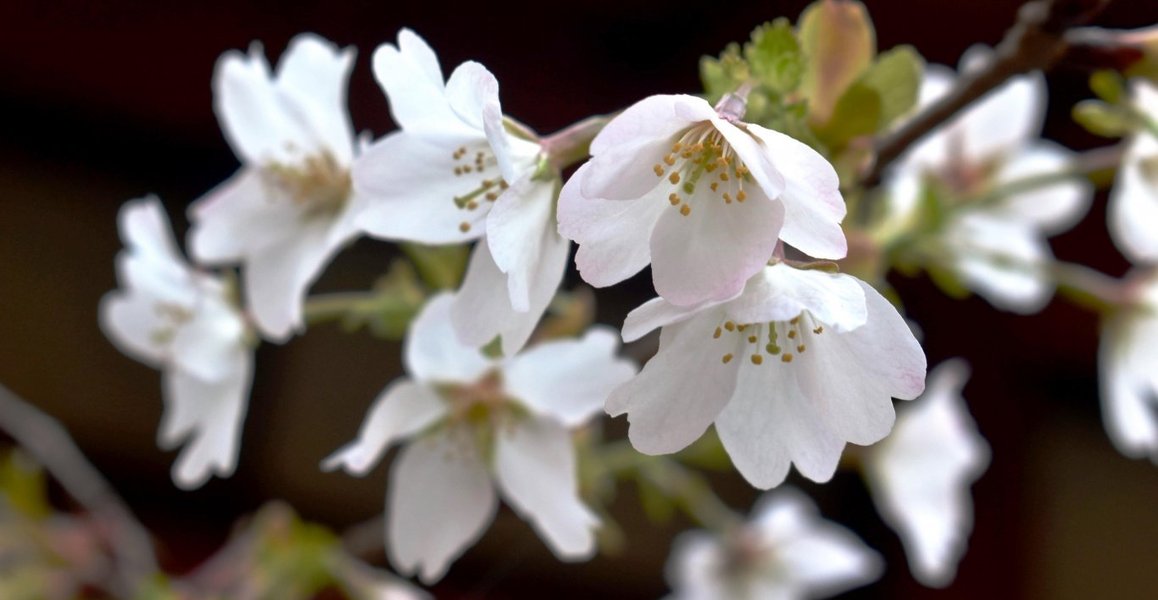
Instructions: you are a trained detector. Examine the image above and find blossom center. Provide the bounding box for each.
[711,313,825,366]
[262,150,351,218]
[149,301,193,346]
[448,143,507,234]
[650,124,753,217]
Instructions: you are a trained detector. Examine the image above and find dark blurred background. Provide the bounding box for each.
[2,0,1158,598]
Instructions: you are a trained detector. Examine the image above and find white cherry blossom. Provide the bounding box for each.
[353,29,567,356]
[323,293,636,583]
[99,197,253,490]
[1099,269,1158,463]
[188,33,362,342]
[1108,80,1158,264]
[608,261,926,489]
[884,47,1091,313]
[557,93,845,307]
[863,359,990,587]
[665,488,882,600]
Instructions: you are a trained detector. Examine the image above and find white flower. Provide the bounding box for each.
[665,488,881,600]
[353,29,567,356]
[323,293,637,583]
[863,359,990,587]
[188,34,362,342]
[1099,269,1158,463]
[1108,79,1158,263]
[99,197,253,490]
[557,93,846,307]
[608,261,926,489]
[884,47,1091,313]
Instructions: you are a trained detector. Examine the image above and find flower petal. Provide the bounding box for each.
[993,141,1091,233]
[557,163,667,288]
[188,170,306,262]
[321,379,447,475]
[744,124,847,259]
[371,30,476,141]
[649,182,784,306]
[170,294,249,381]
[243,219,335,341]
[955,47,1046,162]
[1108,82,1158,263]
[387,431,498,584]
[494,417,599,559]
[947,213,1053,314]
[607,310,741,455]
[865,359,990,587]
[503,326,637,426]
[710,119,787,200]
[621,296,723,343]
[273,33,357,165]
[485,177,557,312]
[1099,315,1158,461]
[99,291,169,369]
[405,293,494,384]
[723,263,867,333]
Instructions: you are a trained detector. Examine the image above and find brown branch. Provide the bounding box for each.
[861,0,1114,187]
[0,384,158,596]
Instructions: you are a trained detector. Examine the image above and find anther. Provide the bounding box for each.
[787,330,797,339]
[713,327,722,339]
[797,344,806,353]
[751,354,763,365]
[459,222,471,233]
[485,192,498,201]
[724,321,736,331]
[766,343,781,354]
[813,326,824,334]
[722,353,734,364]
[723,192,732,203]
[710,182,719,192]
[672,142,683,152]
[669,172,681,184]
[737,190,747,202]
[669,193,681,206]
[679,204,691,216]
[654,164,665,176]
[719,172,730,181]
[663,154,676,166]
[781,353,794,363]
[747,335,757,343]
[467,201,479,210]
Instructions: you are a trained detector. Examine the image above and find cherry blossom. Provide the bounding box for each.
[100,197,253,490]
[608,261,926,489]
[353,29,567,356]
[323,293,636,583]
[557,93,845,307]
[883,47,1091,313]
[665,488,881,600]
[188,33,363,342]
[863,359,990,587]
[1099,269,1158,463]
[1108,80,1158,264]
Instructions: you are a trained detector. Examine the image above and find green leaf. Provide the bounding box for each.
[636,474,676,524]
[745,19,804,95]
[1089,69,1125,104]
[813,81,882,148]
[798,0,876,124]
[859,45,924,128]
[1072,99,1134,137]
[699,43,748,103]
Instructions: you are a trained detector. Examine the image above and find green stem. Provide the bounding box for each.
[1050,260,1130,312]
[302,292,384,325]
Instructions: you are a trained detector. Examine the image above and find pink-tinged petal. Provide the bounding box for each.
[754,489,883,596]
[160,350,253,490]
[582,95,716,200]
[837,280,927,400]
[994,142,1091,233]
[607,311,741,454]
[621,296,725,343]
[243,219,334,341]
[99,291,168,369]
[494,418,599,559]
[274,33,357,164]
[321,379,447,475]
[947,213,1053,314]
[405,293,494,384]
[503,327,637,426]
[372,30,477,141]
[353,132,493,244]
[866,359,990,587]
[650,183,784,306]
[558,163,667,288]
[724,263,867,333]
[717,360,845,487]
[956,46,1046,162]
[744,124,847,259]
[710,118,787,200]
[387,432,497,584]
[485,177,556,311]
[451,230,568,357]
[796,332,897,447]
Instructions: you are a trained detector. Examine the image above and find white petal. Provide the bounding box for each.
[119,196,185,267]
[557,163,666,288]
[243,219,335,341]
[494,418,599,559]
[955,46,1046,162]
[993,142,1091,234]
[1099,315,1158,461]
[451,228,568,357]
[160,350,253,490]
[722,263,867,333]
[710,118,786,201]
[1108,82,1158,263]
[582,95,717,200]
[503,326,637,426]
[188,170,305,262]
[744,125,847,259]
[387,432,498,584]
[353,132,493,244]
[371,30,477,141]
[649,179,784,306]
[834,280,927,402]
[485,177,556,312]
[664,531,731,600]
[865,359,990,587]
[170,294,248,381]
[321,380,447,475]
[405,293,493,384]
[621,296,725,343]
[99,291,169,369]
[607,311,741,455]
[273,33,357,165]
[947,212,1053,313]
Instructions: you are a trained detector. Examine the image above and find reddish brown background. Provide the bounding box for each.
[2,1,1158,598]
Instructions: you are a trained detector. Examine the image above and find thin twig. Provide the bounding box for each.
[862,0,1114,187]
[0,384,157,596]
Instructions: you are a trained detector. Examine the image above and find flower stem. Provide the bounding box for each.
[1050,260,1130,312]
[302,291,384,324]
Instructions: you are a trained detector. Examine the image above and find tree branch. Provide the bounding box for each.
[862,0,1114,187]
